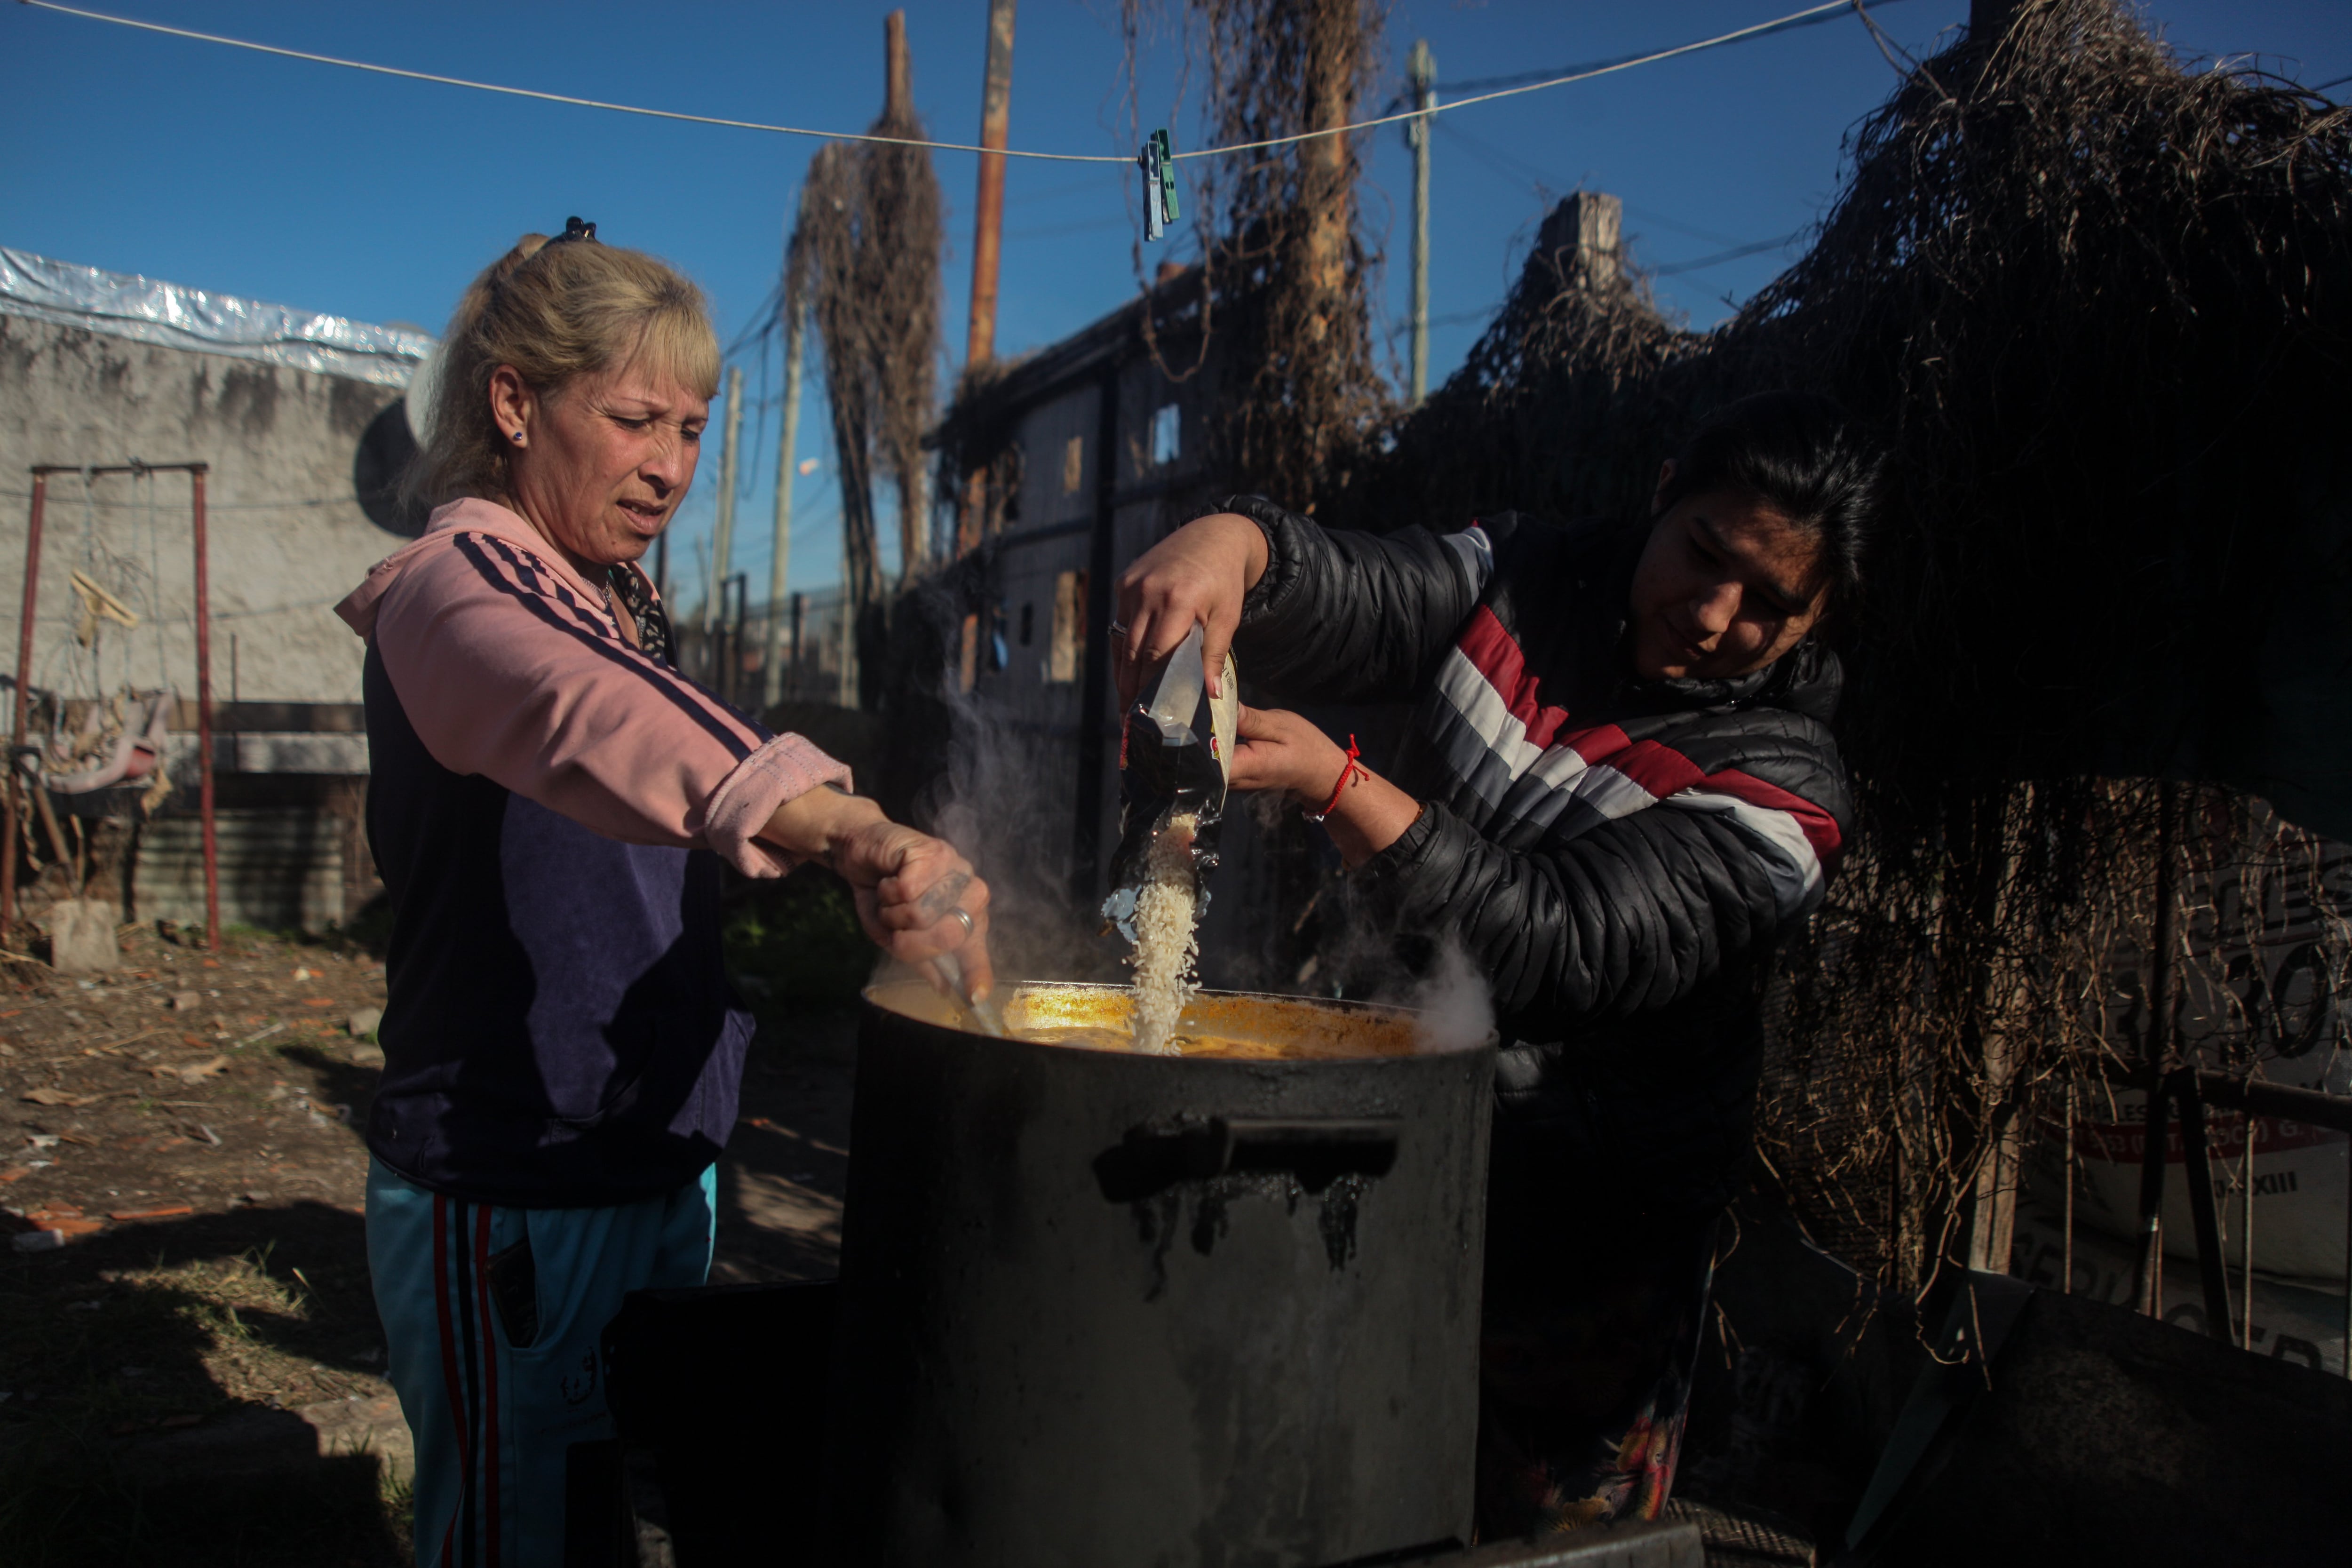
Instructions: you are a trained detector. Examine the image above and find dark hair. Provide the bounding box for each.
[1655,390,1890,599]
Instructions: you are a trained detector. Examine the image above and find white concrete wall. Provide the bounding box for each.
[0,314,412,707]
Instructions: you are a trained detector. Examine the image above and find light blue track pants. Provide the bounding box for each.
[366,1158,717,1568]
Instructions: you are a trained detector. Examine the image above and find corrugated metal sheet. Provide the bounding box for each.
[132,809,347,933]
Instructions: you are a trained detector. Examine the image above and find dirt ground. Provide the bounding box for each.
[0,922,858,1566]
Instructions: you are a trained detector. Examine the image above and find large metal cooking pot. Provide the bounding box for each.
[826,979,1496,1568]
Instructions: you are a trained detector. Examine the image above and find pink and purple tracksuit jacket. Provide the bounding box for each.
[336,498,848,1206]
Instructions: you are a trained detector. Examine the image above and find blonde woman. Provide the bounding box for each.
[336,221,991,1567]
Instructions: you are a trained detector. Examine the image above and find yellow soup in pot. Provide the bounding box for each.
[874,980,1429,1062]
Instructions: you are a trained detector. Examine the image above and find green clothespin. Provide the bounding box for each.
[1139,128,1179,241]
[1155,129,1180,227]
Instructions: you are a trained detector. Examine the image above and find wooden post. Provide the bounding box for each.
[2131,780,2181,1315]
[706,364,746,637]
[885,9,911,120]
[837,586,855,709]
[2174,1072,2236,1342]
[965,0,1015,373]
[191,465,219,949]
[788,592,804,700]
[1406,40,1435,406]
[959,0,1018,557]
[1541,191,1621,290]
[887,9,931,577]
[1965,1025,2021,1277]
[763,300,806,710]
[1298,0,1357,341]
[730,572,749,706]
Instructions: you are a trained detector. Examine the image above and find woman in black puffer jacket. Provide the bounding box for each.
[1113,392,1888,1536]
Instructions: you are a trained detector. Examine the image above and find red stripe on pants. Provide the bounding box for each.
[433,1194,469,1566]
[473,1204,502,1568]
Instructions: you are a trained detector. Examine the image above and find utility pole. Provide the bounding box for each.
[883,9,930,580]
[788,591,804,700]
[763,294,807,710]
[1406,40,1435,406]
[1299,0,1355,334]
[959,0,1018,557]
[706,363,745,637]
[730,571,749,706]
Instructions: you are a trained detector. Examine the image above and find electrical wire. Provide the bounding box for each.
[1182,0,1899,159]
[1433,120,1758,250]
[11,0,1120,162]
[1651,230,1808,276]
[1426,117,1802,279]
[15,0,1896,166]
[1427,0,1908,98]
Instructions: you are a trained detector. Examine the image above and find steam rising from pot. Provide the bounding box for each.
[1400,938,1498,1054]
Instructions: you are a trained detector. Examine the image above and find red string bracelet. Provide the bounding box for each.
[1304,734,1367,823]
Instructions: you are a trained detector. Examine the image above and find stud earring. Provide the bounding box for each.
[510,430,524,443]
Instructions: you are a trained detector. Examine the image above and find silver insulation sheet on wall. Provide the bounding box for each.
[0,247,432,387]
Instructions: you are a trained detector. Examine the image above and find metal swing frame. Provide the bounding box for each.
[1,463,219,947]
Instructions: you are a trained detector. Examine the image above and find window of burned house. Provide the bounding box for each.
[1061,435,1084,496]
[1150,403,1180,467]
[1048,569,1085,684]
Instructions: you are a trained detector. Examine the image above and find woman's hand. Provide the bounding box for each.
[1228,706,1425,870]
[758,787,993,997]
[829,821,995,1000]
[1227,705,1350,800]
[1113,512,1270,705]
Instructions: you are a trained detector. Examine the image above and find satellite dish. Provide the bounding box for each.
[356,400,429,539]
[405,339,445,448]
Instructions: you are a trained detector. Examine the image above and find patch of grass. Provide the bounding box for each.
[723,866,874,1011]
[0,1248,377,1442]
[0,1246,406,1566]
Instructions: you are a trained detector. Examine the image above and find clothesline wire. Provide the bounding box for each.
[1422,0,1905,100]
[15,0,1881,166]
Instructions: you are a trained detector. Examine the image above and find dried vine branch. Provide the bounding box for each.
[1121,0,1395,502]
[788,13,943,627]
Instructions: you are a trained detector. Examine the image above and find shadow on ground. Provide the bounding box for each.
[0,988,862,1564]
[0,1201,407,1567]
[712,1004,858,1284]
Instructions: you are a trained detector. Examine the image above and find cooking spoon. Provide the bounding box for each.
[915,871,1005,1037]
[934,952,1008,1038]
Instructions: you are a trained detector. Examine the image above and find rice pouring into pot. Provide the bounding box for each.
[1127,811,1203,1054]
[1104,628,1233,1054]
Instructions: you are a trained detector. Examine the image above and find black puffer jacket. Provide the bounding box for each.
[1226,498,1852,1217]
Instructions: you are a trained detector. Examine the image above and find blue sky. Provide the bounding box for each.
[5,0,2344,613]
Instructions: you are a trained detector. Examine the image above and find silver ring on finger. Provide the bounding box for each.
[949,907,976,941]
[1108,619,1129,637]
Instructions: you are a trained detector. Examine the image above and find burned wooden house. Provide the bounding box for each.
[930,269,1314,988]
